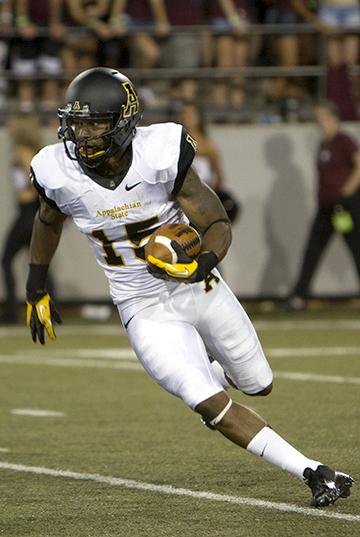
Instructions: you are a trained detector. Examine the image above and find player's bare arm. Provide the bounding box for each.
[175,166,232,263]
[30,197,67,265]
[147,166,232,283]
[26,198,65,344]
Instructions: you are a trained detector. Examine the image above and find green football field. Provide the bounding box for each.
[0,310,359,536]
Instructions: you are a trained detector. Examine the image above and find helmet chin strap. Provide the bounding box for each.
[75,138,115,168]
[78,147,106,159]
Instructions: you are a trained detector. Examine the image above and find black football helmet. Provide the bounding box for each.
[58,67,143,167]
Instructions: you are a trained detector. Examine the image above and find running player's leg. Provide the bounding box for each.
[125,307,224,410]
[193,276,353,505]
[197,276,272,396]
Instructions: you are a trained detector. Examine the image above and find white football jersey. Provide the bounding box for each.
[31,122,196,324]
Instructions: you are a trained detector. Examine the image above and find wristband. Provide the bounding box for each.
[16,15,29,28]
[26,264,49,297]
[197,251,218,279]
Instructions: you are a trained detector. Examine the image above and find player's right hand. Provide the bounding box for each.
[26,292,62,344]
[147,242,218,284]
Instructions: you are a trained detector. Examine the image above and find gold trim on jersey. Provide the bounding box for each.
[186,133,197,151]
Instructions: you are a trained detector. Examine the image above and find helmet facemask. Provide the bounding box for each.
[58,105,140,168]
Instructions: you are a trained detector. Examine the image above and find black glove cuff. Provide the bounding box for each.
[26,264,49,300]
[197,251,219,278]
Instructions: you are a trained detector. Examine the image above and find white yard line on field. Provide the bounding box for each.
[0,325,125,338]
[11,409,64,417]
[11,347,360,360]
[13,345,360,361]
[0,461,358,523]
[274,371,360,385]
[255,319,360,331]
[0,354,142,370]
[36,348,138,360]
[2,318,360,339]
[267,346,360,358]
[1,353,360,386]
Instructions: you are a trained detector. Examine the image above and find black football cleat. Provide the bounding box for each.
[303,465,355,508]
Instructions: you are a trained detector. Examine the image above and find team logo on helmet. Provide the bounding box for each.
[122,81,139,118]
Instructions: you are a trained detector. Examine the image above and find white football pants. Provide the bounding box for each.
[123,274,273,409]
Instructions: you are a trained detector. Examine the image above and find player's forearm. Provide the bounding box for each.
[201,221,232,263]
[176,167,231,262]
[29,212,64,265]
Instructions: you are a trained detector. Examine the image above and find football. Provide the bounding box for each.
[145,223,201,264]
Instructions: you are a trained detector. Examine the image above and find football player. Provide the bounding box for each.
[26,67,354,508]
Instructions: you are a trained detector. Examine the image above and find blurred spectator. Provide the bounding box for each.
[0,0,12,111]
[1,115,45,323]
[116,0,171,108]
[12,0,64,112]
[206,0,253,109]
[262,0,312,112]
[287,101,360,311]
[62,0,99,77]
[69,0,129,68]
[177,101,240,224]
[294,0,360,66]
[122,0,170,69]
[293,0,360,120]
[162,0,204,102]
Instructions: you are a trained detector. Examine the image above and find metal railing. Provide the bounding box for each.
[0,22,359,115]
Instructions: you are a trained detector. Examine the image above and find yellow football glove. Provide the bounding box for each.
[147,255,199,281]
[26,292,62,344]
[147,241,218,283]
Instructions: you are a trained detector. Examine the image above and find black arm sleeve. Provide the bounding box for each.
[171,128,197,196]
[30,167,63,213]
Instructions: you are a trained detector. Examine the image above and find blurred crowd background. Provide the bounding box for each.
[1,0,360,322]
[0,0,359,124]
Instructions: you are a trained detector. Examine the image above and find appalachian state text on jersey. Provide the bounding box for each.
[30,123,196,324]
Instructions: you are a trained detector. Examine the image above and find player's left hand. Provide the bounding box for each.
[147,241,218,283]
[26,292,62,344]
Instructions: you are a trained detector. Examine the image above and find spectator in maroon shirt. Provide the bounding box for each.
[62,0,131,81]
[287,101,360,310]
[120,0,170,69]
[293,0,359,120]
[162,0,205,102]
